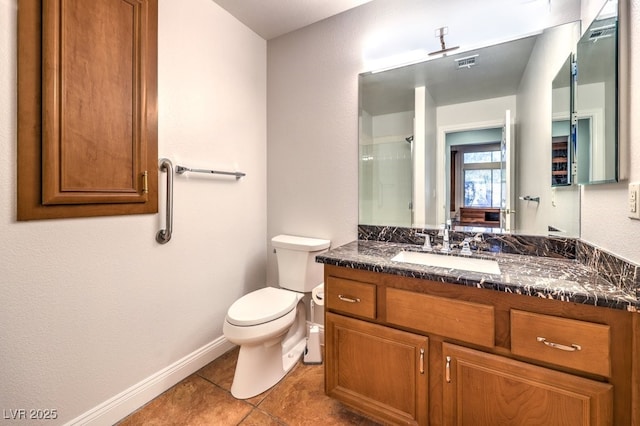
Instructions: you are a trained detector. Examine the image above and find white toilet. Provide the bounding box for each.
[223,234,330,399]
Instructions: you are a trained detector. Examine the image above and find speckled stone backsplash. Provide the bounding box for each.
[577,241,640,297]
[358,225,577,258]
[358,224,639,295]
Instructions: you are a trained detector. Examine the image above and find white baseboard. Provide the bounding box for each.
[64,337,236,426]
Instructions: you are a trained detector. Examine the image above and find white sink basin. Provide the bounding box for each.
[391,251,501,275]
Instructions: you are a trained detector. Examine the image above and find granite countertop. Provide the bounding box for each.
[316,240,639,312]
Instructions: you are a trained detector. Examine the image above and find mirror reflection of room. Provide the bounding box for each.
[359,20,583,237]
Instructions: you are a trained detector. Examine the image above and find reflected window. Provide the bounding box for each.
[463,150,502,208]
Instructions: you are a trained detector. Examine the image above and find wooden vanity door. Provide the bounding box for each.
[325,313,429,425]
[442,343,612,426]
[42,0,151,205]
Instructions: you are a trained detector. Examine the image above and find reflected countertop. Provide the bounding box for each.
[316,240,639,312]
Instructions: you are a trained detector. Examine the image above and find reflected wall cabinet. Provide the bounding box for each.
[552,135,570,186]
[17,0,158,220]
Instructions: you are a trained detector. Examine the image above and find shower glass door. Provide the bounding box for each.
[359,140,412,227]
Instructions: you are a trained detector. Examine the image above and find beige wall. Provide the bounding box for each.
[0,0,266,423]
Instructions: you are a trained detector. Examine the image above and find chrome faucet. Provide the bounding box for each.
[439,220,452,254]
[460,233,483,255]
[460,238,473,255]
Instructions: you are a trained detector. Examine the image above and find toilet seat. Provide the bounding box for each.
[227,287,298,326]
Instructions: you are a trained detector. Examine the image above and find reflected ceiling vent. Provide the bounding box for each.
[589,24,616,42]
[455,54,479,69]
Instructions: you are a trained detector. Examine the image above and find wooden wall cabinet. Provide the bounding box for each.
[323,265,636,425]
[17,0,158,220]
[552,135,570,186]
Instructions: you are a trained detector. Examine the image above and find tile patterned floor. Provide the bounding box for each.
[117,347,381,425]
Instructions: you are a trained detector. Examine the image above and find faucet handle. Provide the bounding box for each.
[415,232,433,251]
[460,237,473,255]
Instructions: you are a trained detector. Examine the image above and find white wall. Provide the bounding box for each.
[0,0,266,424]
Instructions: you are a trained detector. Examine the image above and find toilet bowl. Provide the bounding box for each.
[222,234,330,399]
[223,287,306,399]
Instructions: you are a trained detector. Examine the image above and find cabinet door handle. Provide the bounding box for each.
[337,295,361,303]
[536,336,582,352]
[419,348,425,374]
[445,356,451,383]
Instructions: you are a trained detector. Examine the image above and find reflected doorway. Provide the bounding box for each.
[447,128,503,230]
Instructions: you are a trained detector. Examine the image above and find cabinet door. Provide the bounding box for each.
[42,0,150,204]
[17,0,158,219]
[442,343,612,426]
[325,312,428,425]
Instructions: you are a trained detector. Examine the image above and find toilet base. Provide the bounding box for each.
[229,304,307,399]
[230,336,306,399]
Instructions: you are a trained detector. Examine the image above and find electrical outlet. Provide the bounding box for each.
[629,183,640,220]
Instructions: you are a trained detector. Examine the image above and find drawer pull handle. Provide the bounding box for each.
[445,356,451,383]
[338,295,361,303]
[536,337,582,352]
[419,348,425,374]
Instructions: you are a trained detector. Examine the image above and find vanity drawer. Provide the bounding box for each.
[511,310,611,377]
[386,288,495,348]
[326,277,376,319]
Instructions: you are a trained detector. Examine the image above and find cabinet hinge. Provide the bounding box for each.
[142,171,149,194]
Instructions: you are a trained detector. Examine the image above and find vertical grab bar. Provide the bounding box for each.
[156,158,173,244]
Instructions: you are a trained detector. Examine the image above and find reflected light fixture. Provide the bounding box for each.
[429,27,460,56]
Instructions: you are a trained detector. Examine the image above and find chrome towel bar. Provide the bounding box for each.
[156,158,173,244]
[175,165,245,180]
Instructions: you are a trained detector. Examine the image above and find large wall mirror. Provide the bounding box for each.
[359,21,583,237]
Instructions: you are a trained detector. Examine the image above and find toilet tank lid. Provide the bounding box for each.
[271,235,330,251]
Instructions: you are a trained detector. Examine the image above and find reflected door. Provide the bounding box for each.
[359,141,413,226]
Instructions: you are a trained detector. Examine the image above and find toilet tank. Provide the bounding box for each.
[272,235,331,292]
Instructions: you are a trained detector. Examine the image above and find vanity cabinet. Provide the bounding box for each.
[323,264,636,425]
